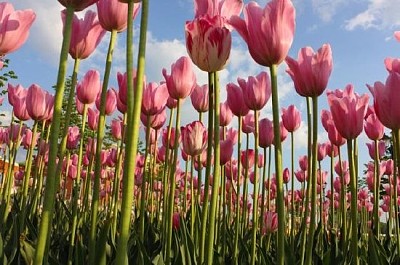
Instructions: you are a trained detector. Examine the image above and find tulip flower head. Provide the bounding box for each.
[96,0,140,32]
[281,104,301,132]
[238,71,271,111]
[0,3,36,55]
[181,121,207,157]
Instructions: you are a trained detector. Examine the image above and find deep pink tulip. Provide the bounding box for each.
[0,3,36,55]
[111,118,123,140]
[286,44,333,97]
[368,72,400,130]
[226,82,250,117]
[67,126,80,150]
[273,122,288,143]
[63,10,106,59]
[172,212,180,230]
[162,127,180,149]
[87,108,99,131]
[141,82,169,116]
[263,211,278,234]
[162,56,196,100]
[77,70,101,105]
[22,129,40,149]
[181,121,207,157]
[140,109,167,130]
[194,0,243,25]
[220,101,233,127]
[384,57,400,74]
[259,117,274,148]
[320,109,333,132]
[364,113,384,141]
[366,140,386,160]
[238,71,271,111]
[220,139,234,165]
[26,84,54,121]
[325,141,339,158]
[185,15,231,72]
[13,94,30,121]
[326,120,346,147]
[225,127,238,144]
[242,112,255,134]
[317,142,327,161]
[96,88,117,116]
[230,0,295,67]
[116,90,127,114]
[298,155,308,171]
[191,84,209,113]
[283,168,290,183]
[327,84,369,140]
[75,96,89,115]
[281,104,301,132]
[240,149,255,169]
[334,160,348,177]
[59,0,99,11]
[96,0,140,32]
[8,84,27,107]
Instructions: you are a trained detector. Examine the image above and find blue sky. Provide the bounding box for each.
[6,0,400,173]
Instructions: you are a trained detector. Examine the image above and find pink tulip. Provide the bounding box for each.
[366,140,386,160]
[335,160,348,177]
[162,56,196,100]
[96,88,117,116]
[0,3,36,55]
[194,0,243,25]
[141,82,169,116]
[384,57,400,74]
[320,109,333,132]
[162,127,180,149]
[58,0,99,11]
[87,108,99,131]
[22,129,40,149]
[220,101,233,127]
[67,126,80,150]
[263,211,278,234]
[190,84,209,113]
[220,139,234,165]
[286,44,333,97]
[327,84,369,140]
[225,127,238,144]
[395,31,400,42]
[283,168,290,184]
[96,0,140,32]
[281,105,301,132]
[62,10,106,59]
[242,112,255,134]
[13,94,31,121]
[181,121,207,157]
[317,142,327,161]
[226,82,250,117]
[240,149,255,169]
[326,120,346,147]
[26,84,54,121]
[298,155,308,171]
[259,117,274,148]
[238,71,271,111]
[368,72,400,130]
[364,113,384,141]
[230,0,295,67]
[140,109,167,130]
[8,84,27,107]
[77,70,101,105]
[325,141,339,157]
[111,118,123,140]
[185,15,231,72]
[273,122,288,143]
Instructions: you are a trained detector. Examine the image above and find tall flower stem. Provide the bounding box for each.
[165,99,181,265]
[269,64,284,265]
[233,116,242,263]
[250,109,260,265]
[199,72,214,264]
[88,29,118,263]
[392,130,400,256]
[115,1,148,263]
[347,139,359,265]
[305,96,319,265]
[242,133,250,232]
[290,131,295,250]
[205,71,221,265]
[21,122,38,204]
[33,6,74,264]
[260,147,268,238]
[373,139,381,235]
[329,147,335,230]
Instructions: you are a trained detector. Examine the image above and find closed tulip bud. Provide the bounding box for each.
[283,168,290,184]
[141,82,169,116]
[191,84,209,113]
[96,88,117,116]
[13,94,31,121]
[281,105,301,132]
[364,113,384,140]
[26,84,54,121]
[111,118,123,140]
[220,101,233,127]
[77,70,101,105]
[226,82,250,117]
[87,108,99,131]
[140,109,167,130]
[96,0,140,32]
[181,121,207,157]
[259,118,274,148]
[220,139,233,166]
[240,149,255,169]
[117,70,145,106]
[67,126,80,150]
[0,3,36,55]
[317,142,327,161]
[366,140,386,160]
[238,71,271,111]
[242,112,255,134]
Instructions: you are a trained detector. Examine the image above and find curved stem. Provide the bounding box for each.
[33,6,74,264]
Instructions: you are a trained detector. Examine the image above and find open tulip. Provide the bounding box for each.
[62,10,106,59]
[181,121,207,157]
[185,15,231,72]
[286,44,333,97]
[238,71,271,111]
[0,3,36,55]
[141,82,169,116]
[230,0,295,67]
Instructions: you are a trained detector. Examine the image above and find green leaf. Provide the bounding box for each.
[20,238,35,265]
[95,219,112,265]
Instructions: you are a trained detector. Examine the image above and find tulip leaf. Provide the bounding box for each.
[95,219,112,265]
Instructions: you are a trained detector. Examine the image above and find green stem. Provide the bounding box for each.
[373,139,380,235]
[33,7,74,264]
[392,130,400,257]
[269,64,284,265]
[305,96,319,265]
[260,147,268,239]
[116,1,148,262]
[233,116,242,263]
[290,131,295,248]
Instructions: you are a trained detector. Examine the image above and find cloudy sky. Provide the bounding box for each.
[7,0,400,171]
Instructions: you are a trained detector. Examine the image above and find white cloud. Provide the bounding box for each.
[345,0,400,31]
[311,0,347,22]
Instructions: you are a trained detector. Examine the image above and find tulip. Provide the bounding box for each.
[76,70,101,105]
[395,31,400,42]
[22,129,40,149]
[87,108,99,131]
[326,120,346,147]
[240,149,255,169]
[368,73,400,130]
[185,15,231,72]
[259,118,274,148]
[281,105,301,132]
[364,113,384,141]
[220,102,233,127]
[96,88,117,116]
[238,71,271,111]
[141,82,169,116]
[0,3,36,55]
[172,212,180,230]
[162,56,196,100]
[96,0,140,32]
[111,118,123,140]
[66,126,80,150]
[242,113,255,134]
[62,10,106,59]
[194,0,243,24]
[226,82,250,117]
[286,44,333,97]
[13,94,31,121]
[263,211,278,234]
[366,140,386,160]
[320,109,333,132]
[191,84,209,113]
[220,139,234,166]
[26,84,54,121]
[8,84,27,107]
[230,0,295,67]
[181,121,207,157]
[58,0,99,11]
[140,109,167,130]
[384,57,400,74]
[327,84,369,140]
